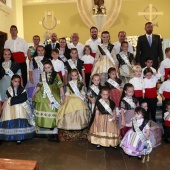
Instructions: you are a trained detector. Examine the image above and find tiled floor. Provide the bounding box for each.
[0,138,170,170]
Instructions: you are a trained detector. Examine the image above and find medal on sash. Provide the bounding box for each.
[120,53,133,68]
[68,59,82,81]
[90,84,100,95]
[123,97,136,109]
[7,86,35,126]
[2,62,14,78]
[69,80,85,100]
[41,72,60,109]
[107,78,121,91]
[99,99,114,117]
[34,56,44,71]
[57,48,68,62]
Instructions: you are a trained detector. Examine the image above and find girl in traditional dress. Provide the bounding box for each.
[140,100,162,147]
[91,31,118,86]
[143,68,161,122]
[105,67,122,109]
[65,48,85,86]
[0,49,21,112]
[32,61,64,141]
[120,83,139,137]
[81,45,94,88]
[120,107,152,160]
[87,74,101,114]
[88,86,120,148]
[56,69,90,130]
[117,41,134,86]
[0,75,35,144]
[26,45,48,108]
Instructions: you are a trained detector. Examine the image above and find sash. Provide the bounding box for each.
[7,86,35,126]
[69,80,85,100]
[107,78,121,91]
[119,53,133,68]
[58,49,68,62]
[99,99,113,116]
[132,118,152,155]
[99,45,116,66]
[123,97,136,109]
[34,56,44,71]
[41,72,60,109]
[2,62,14,78]
[67,59,82,81]
[90,84,100,95]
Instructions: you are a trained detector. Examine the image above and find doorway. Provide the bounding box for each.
[0,31,7,60]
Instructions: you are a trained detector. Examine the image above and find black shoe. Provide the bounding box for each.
[96,144,101,149]
[47,134,60,143]
[16,141,21,145]
[0,140,2,145]
[138,156,142,160]
[164,139,170,143]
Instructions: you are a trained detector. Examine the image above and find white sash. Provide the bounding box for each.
[123,97,136,109]
[34,56,44,71]
[100,45,116,66]
[7,86,35,126]
[58,48,68,62]
[99,99,113,116]
[107,78,121,91]
[2,63,14,78]
[68,59,82,81]
[133,118,152,155]
[119,53,133,68]
[41,72,60,109]
[90,84,100,95]
[69,80,85,100]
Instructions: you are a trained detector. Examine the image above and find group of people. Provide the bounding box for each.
[0,22,170,161]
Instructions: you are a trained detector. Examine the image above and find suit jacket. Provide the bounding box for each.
[135,34,163,69]
[45,43,60,59]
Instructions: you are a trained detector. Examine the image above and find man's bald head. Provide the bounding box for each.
[51,33,57,43]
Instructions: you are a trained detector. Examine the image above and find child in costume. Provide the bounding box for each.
[32,61,64,141]
[0,75,35,144]
[120,107,152,160]
[140,100,162,147]
[87,74,101,114]
[105,67,122,110]
[88,86,120,148]
[163,101,170,143]
[81,45,94,88]
[143,68,161,122]
[56,69,90,130]
[159,47,170,80]
[129,65,144,104]
[26,45,48,107]
[120,83,139,137]
[116,41,134,85]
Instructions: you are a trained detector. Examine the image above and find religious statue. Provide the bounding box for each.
[93,0,106,15]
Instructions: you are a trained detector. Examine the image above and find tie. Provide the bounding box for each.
[148,35,152,47]
[52,43,55,49]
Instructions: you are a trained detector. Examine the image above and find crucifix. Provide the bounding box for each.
[138,4,163,22]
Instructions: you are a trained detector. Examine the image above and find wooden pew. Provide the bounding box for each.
[0,158,39,170]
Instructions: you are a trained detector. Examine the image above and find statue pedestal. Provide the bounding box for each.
[92,14,107,32]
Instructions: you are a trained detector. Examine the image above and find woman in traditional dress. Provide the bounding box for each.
[88,86,120,148]
[0,49,21,112]
[32,61,65,141]
[120,107,152,160]
[91,31,118,85]
[0,75,35,144]
[56,69,90,130]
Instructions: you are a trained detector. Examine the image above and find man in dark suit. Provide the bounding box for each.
[135,22,163,70]
[45,33,59,59]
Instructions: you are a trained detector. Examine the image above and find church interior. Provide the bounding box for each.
[0,0,170,169]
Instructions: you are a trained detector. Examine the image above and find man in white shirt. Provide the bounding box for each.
[113,31,133,55]
[4,25,28,87]
[85,26,101,58]
[68,33,84,58]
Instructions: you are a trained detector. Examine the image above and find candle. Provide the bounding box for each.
[45,11,47,21]
[52,11,54,22]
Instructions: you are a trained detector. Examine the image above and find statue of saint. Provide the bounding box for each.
[93,0,106,15]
